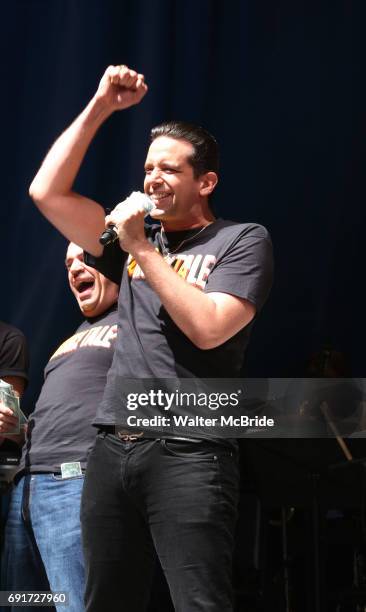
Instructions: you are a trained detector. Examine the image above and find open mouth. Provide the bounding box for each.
[76,280,94,294]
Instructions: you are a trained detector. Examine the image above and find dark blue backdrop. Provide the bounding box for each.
[1,0,364,413]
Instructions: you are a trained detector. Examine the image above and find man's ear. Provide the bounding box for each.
[199,172,218,197]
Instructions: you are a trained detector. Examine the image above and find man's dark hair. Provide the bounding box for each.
[150,121,219,178]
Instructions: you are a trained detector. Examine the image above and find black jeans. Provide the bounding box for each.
[80,432,239,612]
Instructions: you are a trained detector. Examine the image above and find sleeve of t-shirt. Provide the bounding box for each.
[84,241,127,285]
[0,329,29,382]
[204,224,274,312]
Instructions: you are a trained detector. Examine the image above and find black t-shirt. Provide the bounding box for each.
[18,307,118,473]
[85,219,274,431]
[0,321,29,383]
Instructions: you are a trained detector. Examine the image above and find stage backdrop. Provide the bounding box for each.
[0,0,364,413]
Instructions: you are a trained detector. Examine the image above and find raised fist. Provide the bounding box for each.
[96,64,148,111]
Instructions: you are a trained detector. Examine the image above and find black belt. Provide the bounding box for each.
[98,426,202,444]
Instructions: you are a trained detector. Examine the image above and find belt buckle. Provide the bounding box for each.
[117,430,144,442]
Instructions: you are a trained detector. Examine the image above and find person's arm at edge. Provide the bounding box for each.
[0,377,27,447]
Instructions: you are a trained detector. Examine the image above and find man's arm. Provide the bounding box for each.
[131,242,255,350]
[29,65,148,256]
[105,206,258,349]
[0,324,29,444]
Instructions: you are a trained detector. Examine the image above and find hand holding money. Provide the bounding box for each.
[0,379,27,438]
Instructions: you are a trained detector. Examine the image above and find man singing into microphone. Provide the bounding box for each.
[29,65,273,612]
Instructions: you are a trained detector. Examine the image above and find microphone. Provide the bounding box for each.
[99,191,155,246]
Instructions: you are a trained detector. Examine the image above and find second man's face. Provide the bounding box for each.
[65,243,119,318]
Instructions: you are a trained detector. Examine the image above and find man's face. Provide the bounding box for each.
[144,136,203,227]
[65,243,118,318]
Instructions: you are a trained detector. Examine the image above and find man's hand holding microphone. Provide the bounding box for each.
[100,192,155,254]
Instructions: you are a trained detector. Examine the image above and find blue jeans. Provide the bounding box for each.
[81,433,239,612]
[1,473,85,612]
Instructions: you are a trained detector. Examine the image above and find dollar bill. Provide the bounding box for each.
[0,388,21,434]
[60,462,82,479]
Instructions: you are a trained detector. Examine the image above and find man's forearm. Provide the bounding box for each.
[132,243,254,350]
[29,65,148,255]
[28,95,111,255]
[29,96,111,201]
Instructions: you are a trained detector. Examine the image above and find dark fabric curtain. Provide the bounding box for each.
[0,0,364,412]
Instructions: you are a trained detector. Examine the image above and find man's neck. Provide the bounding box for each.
[162,212,216,232]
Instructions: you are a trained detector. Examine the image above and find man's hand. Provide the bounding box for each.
[95,65,148,113]
[0,401,26,446]
[105,198,150,254]
[0,401,19,434]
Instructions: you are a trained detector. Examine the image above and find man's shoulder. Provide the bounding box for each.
[0,321,26,344]
[214,219,271,240]
[204,220,272,253]
[0,321,29,381]
[0,321,28,358]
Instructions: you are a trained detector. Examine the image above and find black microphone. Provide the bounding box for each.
[99,226,118,246]
[99,192,155,246]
